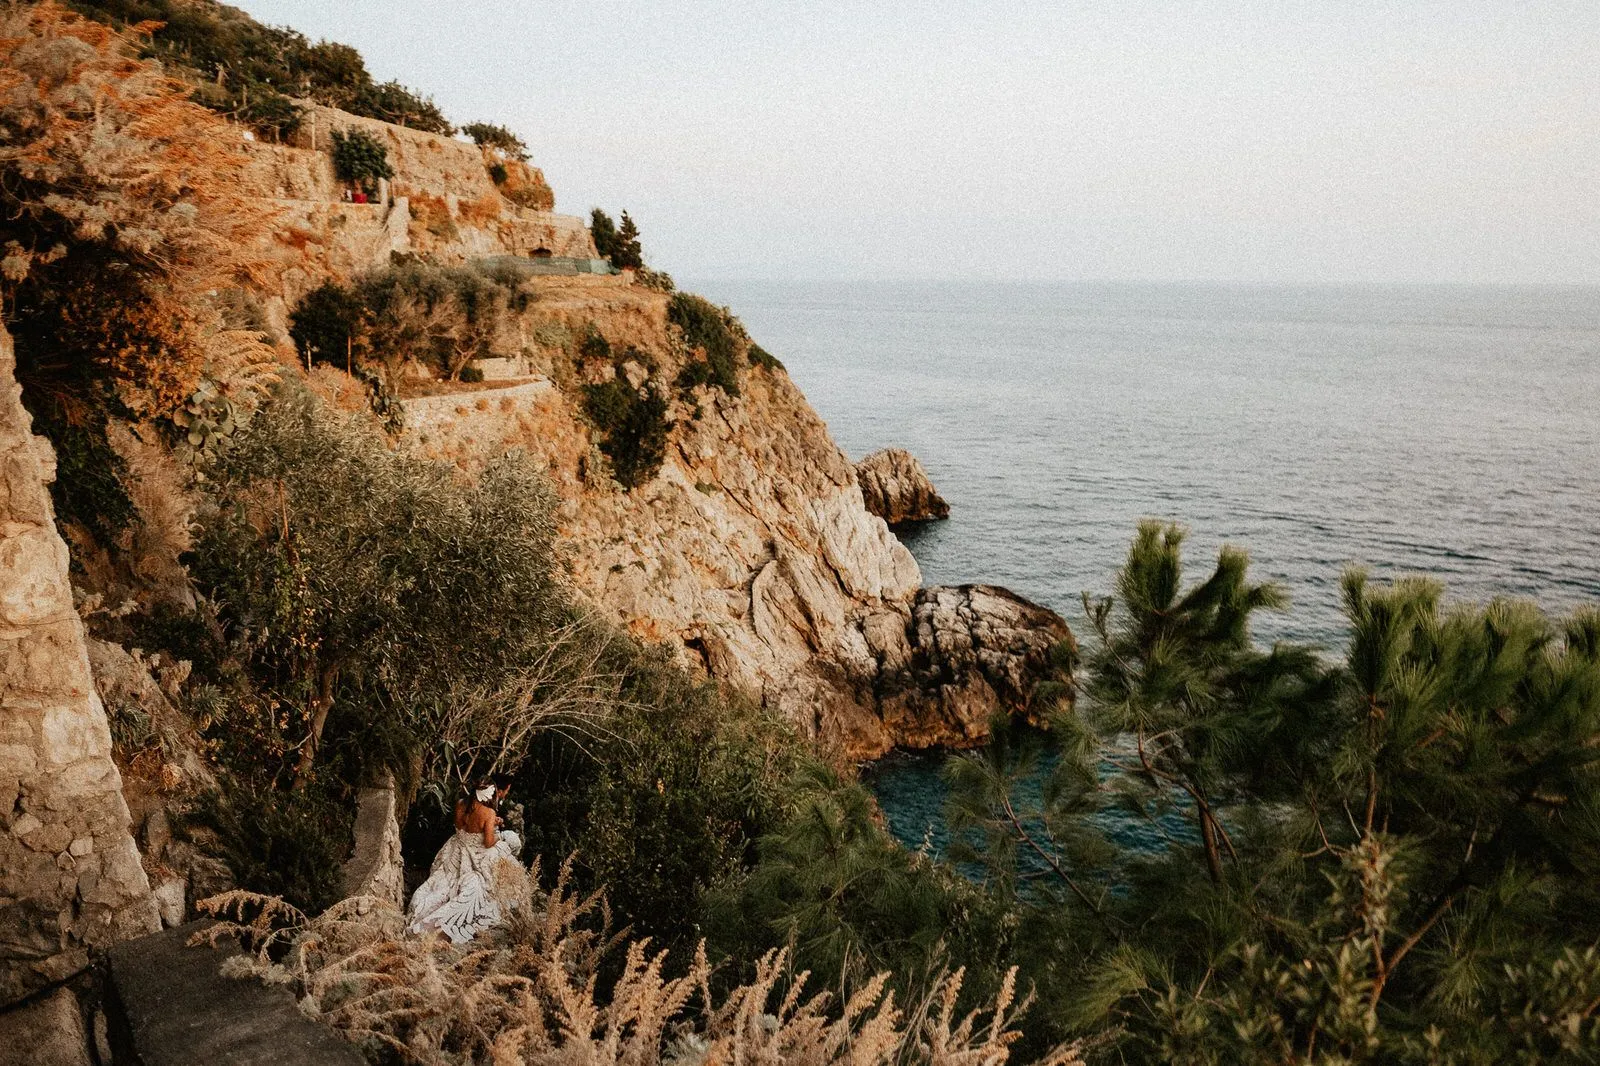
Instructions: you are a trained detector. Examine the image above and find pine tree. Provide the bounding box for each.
[615,211,644,270]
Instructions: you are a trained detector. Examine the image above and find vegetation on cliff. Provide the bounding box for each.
[68,0,453,137]
[4,5,1597,1064]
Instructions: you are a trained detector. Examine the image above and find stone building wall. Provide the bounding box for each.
[0,324,157,1006]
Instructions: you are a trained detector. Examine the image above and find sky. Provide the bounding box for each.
[234,1,1600,284]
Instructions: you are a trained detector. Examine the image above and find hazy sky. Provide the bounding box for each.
[234,1,1599,284]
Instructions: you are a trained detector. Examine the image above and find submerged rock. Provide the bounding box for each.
[856,448,950,525]
[879,584,1075,751]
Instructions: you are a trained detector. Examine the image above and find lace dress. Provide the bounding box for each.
[406,828,523,944]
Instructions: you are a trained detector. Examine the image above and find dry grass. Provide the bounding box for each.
[199,858,1082,1066]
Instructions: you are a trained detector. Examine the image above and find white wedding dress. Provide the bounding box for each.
[406,827,523,944]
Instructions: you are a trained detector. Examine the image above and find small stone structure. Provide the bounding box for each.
[340,779,405,907]
[856,448,950,525]
[0,324,157,1006]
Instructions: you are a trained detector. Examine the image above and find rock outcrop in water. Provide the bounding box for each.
[856,448,950,525]
[880,585,1075,749]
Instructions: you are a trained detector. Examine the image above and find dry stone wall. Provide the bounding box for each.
[0,324,156,1006]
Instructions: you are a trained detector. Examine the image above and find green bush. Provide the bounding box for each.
[668,293,740,396]
[191,385,560,788]
[506,636,806,956]
[590,208,644,271]
[579,324,612,362]
[747,342,783,371]
[71,1,452,134]
[330,127,393,185]
[459,364,485,383]
[461,121,529,161]
[582,374,670,489]
[288,281,363,368]
[199,783,351,913]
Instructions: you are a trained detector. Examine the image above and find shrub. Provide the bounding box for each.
[461,120,529,161]
[582,375,671,489]
[330,127,394,184]
[234,80,302,139]
[350,79,453,135]
[579,324,612,362]
[487,161,508,185]
[0,4,276,423]
[289,281,363,368]
[747,341,783,371]
[668,293,740,396]
[590,208,644,271]
[459,364,485,383]
[192,386,561,786]
[198,784,351,913]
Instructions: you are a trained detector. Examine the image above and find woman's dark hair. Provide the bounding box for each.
[466,774,513,810]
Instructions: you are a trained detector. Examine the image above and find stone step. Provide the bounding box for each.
[105,922,363,1065]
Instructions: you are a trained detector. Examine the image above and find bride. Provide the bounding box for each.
[406,777,524,943]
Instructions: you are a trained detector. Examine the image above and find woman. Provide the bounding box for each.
[406,777,524,943]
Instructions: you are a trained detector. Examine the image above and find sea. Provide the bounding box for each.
[689,280,1600,855]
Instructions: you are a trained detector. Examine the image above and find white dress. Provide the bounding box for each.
[406,827,523,944]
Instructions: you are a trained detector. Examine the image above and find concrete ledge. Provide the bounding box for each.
[105,922,363,1065]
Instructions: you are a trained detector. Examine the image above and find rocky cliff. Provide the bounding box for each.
[237,108,1071,760]
[0,324,157,1006]
[390,279,1068,759]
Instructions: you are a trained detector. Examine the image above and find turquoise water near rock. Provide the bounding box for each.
[690,280,1600,853]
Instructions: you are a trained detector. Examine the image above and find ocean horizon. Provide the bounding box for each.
[691,278,1600,651]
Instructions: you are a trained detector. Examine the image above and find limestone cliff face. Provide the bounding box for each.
[0,325,157,1006]
[395,280,1070,759]
[239,105,1071,759]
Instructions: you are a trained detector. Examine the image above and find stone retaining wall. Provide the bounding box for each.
[0,324,157,1006]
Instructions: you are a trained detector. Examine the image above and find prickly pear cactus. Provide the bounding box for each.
[172,380,237,466]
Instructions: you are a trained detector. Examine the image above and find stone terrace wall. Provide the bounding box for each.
[0,324,156,1005]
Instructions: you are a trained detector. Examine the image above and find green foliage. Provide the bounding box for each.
[459,364,485,384]
[590,208,644,271]
[747,341,783,371]
[289,281,363,368]
[579,324,612,362]
[285,283,354,354]
[926,522,1600,1060]
[21,393,135,544]
[70,0,454,134]
[590,208,619,263]
[582,373,671,489]
[350,80,453,135]
[289,262,518,384]
[461,121,529,161]
[487,161,508,185]
[668,293,741,396]
[233,81,302,140]
[171,379,239,465]
[191,385,560,786]
[579,647,804,954]
[199,783,351,913]
[329,127,393,185]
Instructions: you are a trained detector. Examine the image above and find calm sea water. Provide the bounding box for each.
[690,280,1600,851]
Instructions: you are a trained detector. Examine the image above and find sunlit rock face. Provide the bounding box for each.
[0,324,157,1006]
[856,448,951,526]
